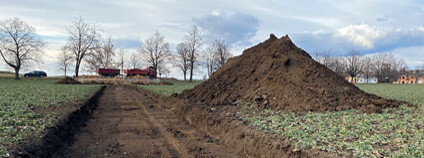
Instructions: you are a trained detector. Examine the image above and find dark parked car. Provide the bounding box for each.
[24,71,47,77]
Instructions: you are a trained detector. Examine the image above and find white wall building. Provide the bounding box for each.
[357,77,378,83]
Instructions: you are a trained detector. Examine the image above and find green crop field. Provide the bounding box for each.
[238,84,424,157]
[138,80,202,96]
[0,79,101,157]
[356,84,424,105]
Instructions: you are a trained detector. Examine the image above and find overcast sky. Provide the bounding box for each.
[1,0,424,79]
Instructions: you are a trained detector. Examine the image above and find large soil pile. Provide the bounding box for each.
[179,34,406,113]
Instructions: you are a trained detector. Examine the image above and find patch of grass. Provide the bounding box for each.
[238,84,424,157]
[0,79,101,156]
[356,84,424,105]
[0,72,20,79]
[138,80,202,96]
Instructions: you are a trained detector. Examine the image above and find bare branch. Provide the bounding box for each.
[84,36,115,73]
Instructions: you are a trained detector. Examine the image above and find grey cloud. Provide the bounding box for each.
[193,10,260,45]
[372,29,424,53]
[113,37,142,49]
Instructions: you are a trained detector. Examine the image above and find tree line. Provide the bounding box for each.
[1,17,409,82]
[0,17,232,81]
[314,49,407,83]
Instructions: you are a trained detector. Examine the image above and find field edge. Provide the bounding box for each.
[8,86,105,157]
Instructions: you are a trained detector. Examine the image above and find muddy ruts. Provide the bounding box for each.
[9,86,105,158]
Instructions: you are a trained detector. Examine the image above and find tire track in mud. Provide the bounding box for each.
[53,86,243,158]
[126,91,190,158]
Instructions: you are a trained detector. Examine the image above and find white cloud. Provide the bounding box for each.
[419,26,424,33]
[385,46,424,69]
[334,23,387,49]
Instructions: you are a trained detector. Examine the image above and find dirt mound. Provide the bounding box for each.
[56,77,81,84]
[179,34,407,113]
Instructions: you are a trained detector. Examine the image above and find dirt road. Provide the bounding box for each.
[53,86,243,158]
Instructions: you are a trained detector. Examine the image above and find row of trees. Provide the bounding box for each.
[0,17,232,80]
[314,49,407,83]
[58,18,232,82]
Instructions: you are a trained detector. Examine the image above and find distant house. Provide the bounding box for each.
[393,70,424,84]
[345,74,378,84]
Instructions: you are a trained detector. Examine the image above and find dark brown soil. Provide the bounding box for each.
[179,34,408,113]
[52,86,243,158]
[56,77,81,84]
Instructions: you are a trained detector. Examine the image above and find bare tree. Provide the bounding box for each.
[64,16,99,77]
[313,49,332,67]
[128,52,141,69]
[185,26,202,82]
[84,37,115,73]
[101,37,115,68]
[396,58,408,75]
[139,31,170,75]
[371,52,401,83]
[313,49,346,76]
[157,62,170,78]
[329,57,346,76]
[371,53,386,82]
[362,56,373,83]
[212,39,231,68]
[0,17,45,80]
[205,45,216,77]
[172,42,190,80]
[345,49,363,82]
[58,47,73,77]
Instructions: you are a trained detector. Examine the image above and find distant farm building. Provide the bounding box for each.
[393,70,424,84]
[345,75,378,84]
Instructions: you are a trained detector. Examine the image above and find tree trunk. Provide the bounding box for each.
[189,62,194,82]
[366,75,369,83]
[14,68,20,80]
[183,71,186,81]
[75,63,80,77]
